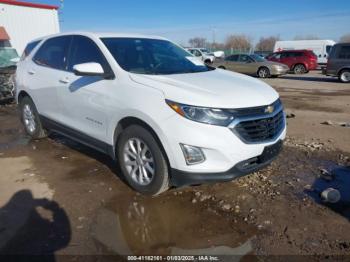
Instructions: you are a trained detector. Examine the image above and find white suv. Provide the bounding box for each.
[16,32,286,195]
[186,48,215,64]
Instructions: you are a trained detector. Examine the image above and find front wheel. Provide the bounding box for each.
[20,96,47,139]
[117,125,169,195]
[257,67,270,78]
[339,70,350,83]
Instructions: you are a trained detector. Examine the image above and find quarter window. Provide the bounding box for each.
[21,40,41,60]
[33,36,71,70]
[338,46,350,59]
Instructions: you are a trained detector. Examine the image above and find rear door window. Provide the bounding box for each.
[338,46,350,59]
[33,36,71,70]
[238,55,252,63]
[225,55,239,61]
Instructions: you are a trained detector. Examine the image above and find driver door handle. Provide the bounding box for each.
[28,69,35,75]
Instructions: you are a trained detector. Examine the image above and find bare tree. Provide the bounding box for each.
[210,42,225,50]
[225,34,252,51]
[339,33,350,43]
[255,36,280,51]
[188,37,207,48]
[294,34,319,40]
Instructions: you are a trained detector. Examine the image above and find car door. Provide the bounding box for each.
[334,45,350,72]
[236,54,254,74]
[224,55,240,71]
[25,36,72,121]
[56,35,115,144]
[278,52,292,68]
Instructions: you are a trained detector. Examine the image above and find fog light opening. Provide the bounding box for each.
[180,144,206,165]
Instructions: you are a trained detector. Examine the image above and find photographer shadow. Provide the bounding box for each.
[0,190,71,261]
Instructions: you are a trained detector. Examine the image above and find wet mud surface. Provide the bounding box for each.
[0,72,350,259]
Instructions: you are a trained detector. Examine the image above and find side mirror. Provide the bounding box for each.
[73,62,105,77]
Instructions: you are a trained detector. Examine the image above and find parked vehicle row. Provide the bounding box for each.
[16,32,286,195]
[214,49,319,78]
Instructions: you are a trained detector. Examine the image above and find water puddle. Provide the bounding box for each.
[91,192,257,256]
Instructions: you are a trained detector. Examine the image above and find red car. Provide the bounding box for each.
[266,50,318,74]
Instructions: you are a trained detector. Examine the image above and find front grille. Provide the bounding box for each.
[233,110,285,143]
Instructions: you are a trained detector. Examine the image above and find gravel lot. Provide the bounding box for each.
[0,70,349,260]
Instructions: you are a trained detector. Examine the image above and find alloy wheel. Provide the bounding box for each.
[340,71,350,83]
[123,138,155,186]
[23,104,36,133]
[294,64,306,74]
[259,68,269,78]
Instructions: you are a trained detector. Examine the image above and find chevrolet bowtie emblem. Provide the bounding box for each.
[265,105,274,114]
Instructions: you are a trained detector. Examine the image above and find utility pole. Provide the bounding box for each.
[58,0,64,26]
[212,27,216,51]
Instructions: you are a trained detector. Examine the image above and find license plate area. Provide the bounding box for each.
[259,140,283,163]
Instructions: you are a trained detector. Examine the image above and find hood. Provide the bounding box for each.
[129,69,279,109]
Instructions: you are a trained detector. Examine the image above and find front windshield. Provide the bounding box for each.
[101,38,213,75]
[0,48,19,68]
[250,54,266,62]
[200,48,209,54]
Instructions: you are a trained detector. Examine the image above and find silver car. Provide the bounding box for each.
[214,54,289,78]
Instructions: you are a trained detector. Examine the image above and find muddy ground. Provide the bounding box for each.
[0,71,349,261]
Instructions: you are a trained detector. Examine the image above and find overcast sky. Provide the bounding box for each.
[34,0,350,44]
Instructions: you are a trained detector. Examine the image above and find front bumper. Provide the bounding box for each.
[171,140,283,187]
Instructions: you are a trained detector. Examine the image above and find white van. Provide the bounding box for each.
[274,40,336,65]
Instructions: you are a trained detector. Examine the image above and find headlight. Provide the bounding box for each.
[166,100,234,126]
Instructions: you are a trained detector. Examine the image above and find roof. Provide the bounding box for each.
[0,0,59,10]
[38,31,168,41]
[0,27,10,40]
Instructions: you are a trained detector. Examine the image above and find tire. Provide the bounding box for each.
[20,96,47,139]
[218,66,226,70]
[117,125,169,195]
[257,67,270,78]
[293,64,306,74]
[339,69,350,83]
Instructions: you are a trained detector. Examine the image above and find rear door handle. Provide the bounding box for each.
[28,69,35,75]
[59,77,70,84]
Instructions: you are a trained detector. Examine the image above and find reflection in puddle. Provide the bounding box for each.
[92,193,257,256]
[0,136,30,151]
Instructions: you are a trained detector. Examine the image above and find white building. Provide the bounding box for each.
[0,0,60,55]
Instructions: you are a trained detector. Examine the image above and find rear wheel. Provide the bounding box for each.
[257,67,270,78]
[293,64,306,74]
[117,125,169,195]
[339,69,350,83]
[20,96,47,139]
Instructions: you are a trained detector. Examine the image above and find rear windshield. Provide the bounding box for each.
[101,38,214,75]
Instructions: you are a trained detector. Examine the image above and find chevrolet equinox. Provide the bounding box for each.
[16,33,286,195]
